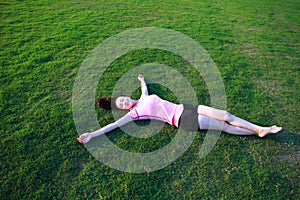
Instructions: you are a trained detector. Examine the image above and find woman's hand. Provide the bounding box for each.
[137,73,144,81]
[137,73,148,95]
[77,133,93,144]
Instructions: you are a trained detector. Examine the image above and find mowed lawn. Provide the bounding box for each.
[1,0,299,199]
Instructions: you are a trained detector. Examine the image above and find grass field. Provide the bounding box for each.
[1,0,299,199]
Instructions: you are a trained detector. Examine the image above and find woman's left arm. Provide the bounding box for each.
[138,74,148,96]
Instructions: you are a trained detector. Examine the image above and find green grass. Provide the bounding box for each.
[1,0,299,199]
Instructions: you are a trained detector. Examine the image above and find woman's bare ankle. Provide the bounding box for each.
[257,125,282,137]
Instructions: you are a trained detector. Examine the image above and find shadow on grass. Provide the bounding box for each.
[267,130,300,167]
[269,129,300,147]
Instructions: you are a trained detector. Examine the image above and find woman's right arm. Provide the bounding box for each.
[77,113,133,144]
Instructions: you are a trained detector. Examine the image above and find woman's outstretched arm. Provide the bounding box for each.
[138,74,148,96]
[77,113,133,144]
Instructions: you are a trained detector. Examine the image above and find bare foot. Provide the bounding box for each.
[257,125,282,137]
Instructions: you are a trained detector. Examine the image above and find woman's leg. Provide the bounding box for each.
[198,115,256,136]
[197,105,282,137]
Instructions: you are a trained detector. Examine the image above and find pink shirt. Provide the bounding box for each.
[129,95,184,127]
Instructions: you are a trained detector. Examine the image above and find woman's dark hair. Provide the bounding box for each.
[97,97,118,110]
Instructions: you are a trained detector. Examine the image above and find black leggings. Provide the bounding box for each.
[178,104,199,131]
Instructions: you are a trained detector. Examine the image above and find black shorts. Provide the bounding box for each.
[178,104,199,131]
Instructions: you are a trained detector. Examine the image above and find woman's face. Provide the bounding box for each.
[116,96,135,110]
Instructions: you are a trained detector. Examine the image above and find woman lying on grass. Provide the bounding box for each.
[77,74,282,144]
